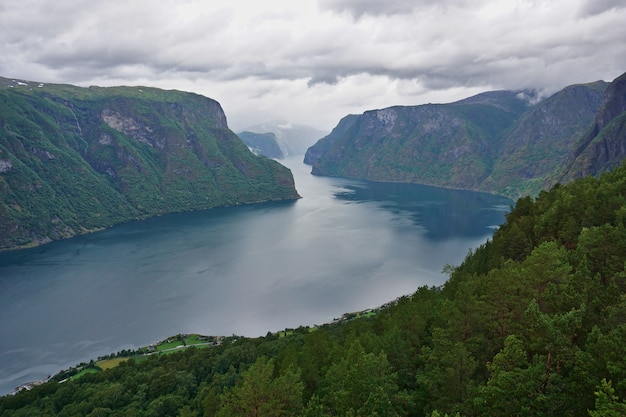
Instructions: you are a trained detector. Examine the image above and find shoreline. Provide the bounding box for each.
[5,298,408,397]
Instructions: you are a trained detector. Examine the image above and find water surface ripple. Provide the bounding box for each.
[0,156,512,394]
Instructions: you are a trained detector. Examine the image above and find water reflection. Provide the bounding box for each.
[333,181,511,240]
[0,156,511,395]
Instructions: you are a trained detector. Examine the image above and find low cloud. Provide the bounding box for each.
[1,0,625,131]
[578,0,625,17]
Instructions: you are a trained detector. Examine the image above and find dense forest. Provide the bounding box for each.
[3,163,626,416]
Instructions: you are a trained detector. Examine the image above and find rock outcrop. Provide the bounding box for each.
[305,75,618,199]
[0,77,299,250]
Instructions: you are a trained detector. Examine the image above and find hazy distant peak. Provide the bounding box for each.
[239,120,329,157]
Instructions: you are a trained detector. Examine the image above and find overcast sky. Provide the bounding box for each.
[1,0,625,131]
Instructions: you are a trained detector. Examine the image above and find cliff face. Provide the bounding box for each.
[306,91,532,191]
[0,77,299,250]
[306,77,615,199]
[237,131,284,159]
[555,73,626,183]
[241,121,328,157]
[303,114,359,165]
[481,81,607,197]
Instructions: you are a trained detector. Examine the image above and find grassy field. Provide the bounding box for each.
[97,357,129,370]
[70,368,99,380]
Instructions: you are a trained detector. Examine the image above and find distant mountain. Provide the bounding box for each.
[240,121,328,156]
[305,75,617,199]
[303,114,359,165]
[237,131,284,159]
[0,77,299,250]
[306,90,534,191]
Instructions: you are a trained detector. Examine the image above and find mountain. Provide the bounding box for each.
[240,121,328,156]
[4,161,626,415]
[237,131,284,159]
[303,114,359,165]
[481,81,608,197]
[555,72,626,183]
[306,90,535,191]
[305,76,614,199]
[0,77,299,251]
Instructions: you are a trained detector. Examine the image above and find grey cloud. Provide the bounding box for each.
[319,0,418,16]
[2,0,625,132]
[308,73,340,86]
[578,0,625,17]
[318,0,468,17]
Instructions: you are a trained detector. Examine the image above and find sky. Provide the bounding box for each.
[1,0,625,132]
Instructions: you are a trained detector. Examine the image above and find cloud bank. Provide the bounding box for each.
[1,0,625,131]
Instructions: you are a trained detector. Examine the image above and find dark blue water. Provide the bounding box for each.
[0,156,512,395]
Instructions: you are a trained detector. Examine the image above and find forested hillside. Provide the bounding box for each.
[3,163,626,416]
[305,75,618,200]
[0,77,299,250]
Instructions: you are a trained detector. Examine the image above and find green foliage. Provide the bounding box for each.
[217,356,303,417]
[0,80,299,250]
[5,143,626,416]
[589,379,626,417]
[307,82,609,199]
[237,131,284,159]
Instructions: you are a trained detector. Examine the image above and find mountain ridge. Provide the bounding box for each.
[239,120,328,157]
[0,77,300,250]
[305,75,620,199]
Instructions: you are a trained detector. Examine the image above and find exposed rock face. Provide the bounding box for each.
[306,77,615,199]
[0,77,299,250]
[241,121,328,157]
[482,81,607,197]
[306,91,533,192]
[556,72,626,183]
[237,131,284,159]
[303,114,358,165]
[0,159,12,172]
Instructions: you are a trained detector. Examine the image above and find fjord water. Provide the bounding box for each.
[0,156,512,395]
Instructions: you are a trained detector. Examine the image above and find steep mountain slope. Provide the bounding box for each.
[306,91,532,190]
[5,162,626,416]
[303,114,359,165]
[306,77,614,199]
[237,131,284,159]
[240,121,327,156]
[556,72,626,183]
[0,77,299,250]
[481,81,607,197]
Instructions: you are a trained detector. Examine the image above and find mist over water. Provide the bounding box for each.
[0,156,512,395]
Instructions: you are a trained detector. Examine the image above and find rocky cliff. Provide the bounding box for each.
[306,76,615,199]
[481,81,607,197]
[306,90,533,191]
[0,77,299,250]
[237,131,284,159]
[555,72,626,183]
[241,121,327,157]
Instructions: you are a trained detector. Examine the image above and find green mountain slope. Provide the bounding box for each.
[307,91,531,189]
[4,157,626,417]
[237,131,284,159]
[555,72,626,183]
[0,77,299,250]
[241,120,328,156]
[306,77,614,199]
[481,81,607,197]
